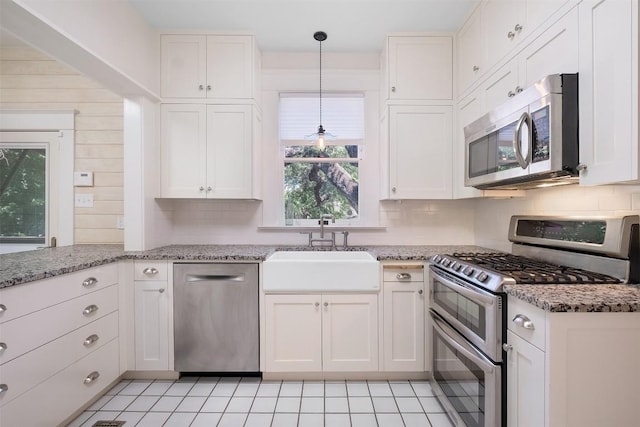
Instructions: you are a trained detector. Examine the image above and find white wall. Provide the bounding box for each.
[475,184,640,252]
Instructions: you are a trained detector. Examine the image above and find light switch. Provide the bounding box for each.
[75,193,94,208]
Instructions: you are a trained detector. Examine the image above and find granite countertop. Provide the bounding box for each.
[2,244,639,313]
[503,284,640,313]
[0,244,488,289]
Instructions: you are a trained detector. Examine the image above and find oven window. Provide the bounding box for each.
[433,330,486,427]
[433,279,486,340]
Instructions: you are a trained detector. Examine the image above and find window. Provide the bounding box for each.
[0,130,65,254]
[280,93,364,226]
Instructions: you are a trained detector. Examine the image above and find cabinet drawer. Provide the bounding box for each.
[0,285,118,364]
[134,260,168,281]
[0,311,118,406]
[508,296,547,351]
[0,338,119,427]
[383,267,424,282]
[0,263,118,324]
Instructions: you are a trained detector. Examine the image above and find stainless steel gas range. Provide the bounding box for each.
[428,215,640,427]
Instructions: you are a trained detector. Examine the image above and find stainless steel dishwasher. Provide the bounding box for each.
[174,263,259,373]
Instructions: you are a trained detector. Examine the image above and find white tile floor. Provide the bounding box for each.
[66,377,455,427]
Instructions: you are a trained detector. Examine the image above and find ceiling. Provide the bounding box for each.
[129,0,479,52]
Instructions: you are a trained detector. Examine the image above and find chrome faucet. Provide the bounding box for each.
[319,214,335,238]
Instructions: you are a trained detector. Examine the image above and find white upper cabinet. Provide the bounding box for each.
[457,7,486,96]
[578,0,639,185]
[161,104,259,199]
[161,34,257,100]
[385,36,453,101]
[387,105,453,199]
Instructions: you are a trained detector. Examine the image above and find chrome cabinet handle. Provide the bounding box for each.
[83,334,99,346]
[508,90,516,97]
[514,23,523,33]
[207,85,212,91]
[324,302,329,307]
[503,343,513,352]
[391,187,397,193]
[143,267,158,276]
[515,86,523,93]
[576,163,587,172]
[158,288,165,293]
[82,305,99,316]
[199,84,204,90]
[83,371,100,385]
[513,314,535,330]
[199,186,205,192]
[396,273,412,280]
[391,86,396,92]
[0,304,6,313]
[315,302,320,307]
[0,384,7,394]
[507,30,516,39]
[472,65,479,72]
[418,289,424,295]
[207,186,212,192]
[82,277,98,287]
[0,342,7,353]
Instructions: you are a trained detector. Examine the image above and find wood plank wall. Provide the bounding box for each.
[0,45,124,244]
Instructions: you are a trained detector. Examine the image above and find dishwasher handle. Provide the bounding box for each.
[186,274,246,282]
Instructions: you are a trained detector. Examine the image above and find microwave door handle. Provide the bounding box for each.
[513,112,532,169]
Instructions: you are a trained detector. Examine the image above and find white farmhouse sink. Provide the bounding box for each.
[262,251,380,292]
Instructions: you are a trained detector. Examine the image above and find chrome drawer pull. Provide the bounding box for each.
[0,342,7,353]
[83,334,99,346]
[83,371,100,385]
[143,267,158,276]
[82,305,99,316]
[512,314,535,330]
[396,273,412,280]
[0,304,6,313]
[82,277,98,287]
[418,289,423,295]
[0,384,7,394]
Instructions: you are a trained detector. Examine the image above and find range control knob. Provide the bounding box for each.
[477,272,489,283]
[453,263,464,272]
[463,266,475,277]
[432,255,442,263]
[441,258,451,267]
[449,261,457,270]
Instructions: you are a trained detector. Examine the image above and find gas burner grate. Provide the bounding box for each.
[449,252,621,285]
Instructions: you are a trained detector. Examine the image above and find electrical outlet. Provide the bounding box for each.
[116,216,125,229]
[75,193,94,208]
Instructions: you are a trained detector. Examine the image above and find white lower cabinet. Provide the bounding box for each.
[265,293,378,373]
[506,296,640,426]
[134,281,170,370]
[382,266,425,371]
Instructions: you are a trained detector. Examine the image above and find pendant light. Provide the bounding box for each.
[314,31,328,150]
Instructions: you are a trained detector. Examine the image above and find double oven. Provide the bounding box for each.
[429,261,506,427]
[428,215,639,427]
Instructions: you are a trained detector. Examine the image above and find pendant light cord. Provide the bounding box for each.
[319,37,322,128]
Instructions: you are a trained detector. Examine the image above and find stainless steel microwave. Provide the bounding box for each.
[464,73,579,190]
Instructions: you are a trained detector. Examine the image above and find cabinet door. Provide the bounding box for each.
[161,104,207,198]
[382,281,425,371]
[388,105,453,199]
[506,330,545,427]
[526,0,571,32]
[206,104,253,198]
[578,0,638,185]
[161,35,207,98]
[206,35,254,99]
[483,0,526,66]
[264,294,322,372]
[482,58,519,113]
[322,294,378,372]
[388,36,453,100]
[457,7,486,95]
[519,7,578,87]
[134,281,169,371]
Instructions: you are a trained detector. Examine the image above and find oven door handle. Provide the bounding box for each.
[430,311,496,374]
[430,267,495,306]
